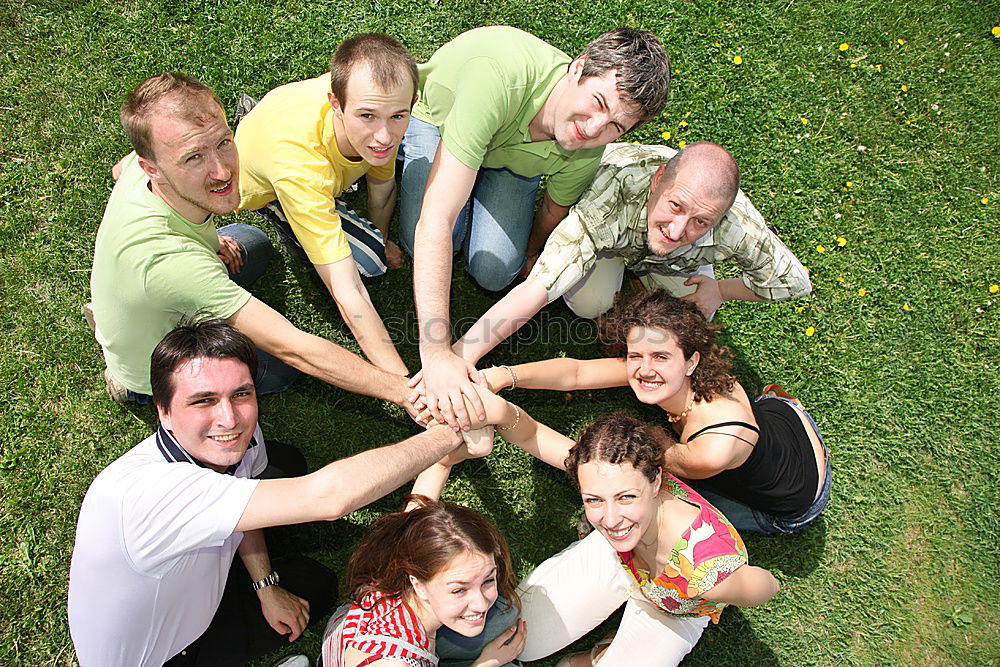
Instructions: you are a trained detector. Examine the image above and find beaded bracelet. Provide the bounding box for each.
[496,404,521,431]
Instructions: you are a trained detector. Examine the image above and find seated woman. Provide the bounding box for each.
[470,403,778,666]
[320,457,525,667]
[483,290,831,535]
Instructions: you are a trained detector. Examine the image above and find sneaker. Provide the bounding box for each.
[82,302,96,334]
[233,93,259,126]
[104,368,129,403]
[271,655,309,667]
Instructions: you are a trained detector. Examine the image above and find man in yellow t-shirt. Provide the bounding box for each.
[236,34,417,376]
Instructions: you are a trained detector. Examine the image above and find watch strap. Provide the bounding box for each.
[251,570,280,591]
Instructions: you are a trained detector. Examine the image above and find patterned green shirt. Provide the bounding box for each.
[529,143,812,302]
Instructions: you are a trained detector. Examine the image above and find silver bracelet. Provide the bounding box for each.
[502,365,518,390]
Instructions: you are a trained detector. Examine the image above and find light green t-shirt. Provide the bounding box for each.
[412,26,602,206]
[90,153,251,395]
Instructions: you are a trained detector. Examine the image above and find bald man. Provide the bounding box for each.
[445,142,811,367]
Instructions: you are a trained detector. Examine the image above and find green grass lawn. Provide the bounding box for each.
[2,0,999,664]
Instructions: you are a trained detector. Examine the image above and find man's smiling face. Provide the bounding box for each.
[645,163,729,256]
[156,356,258,472]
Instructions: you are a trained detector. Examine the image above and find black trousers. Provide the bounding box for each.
[165,441,337,666]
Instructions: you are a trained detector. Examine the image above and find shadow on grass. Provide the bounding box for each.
[684,607,782,666]
[748,516,828,578]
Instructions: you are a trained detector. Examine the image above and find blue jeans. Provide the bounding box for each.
[691,395,832,535]
[435,596,520,667]
[123,223,299,403]
[399,116,541,292]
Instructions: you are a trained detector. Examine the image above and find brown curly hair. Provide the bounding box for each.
[345,496,519,612]
[564,412,676,486]
[599,290,736,402]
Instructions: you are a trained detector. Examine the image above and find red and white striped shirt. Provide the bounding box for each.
[322,591,437,667]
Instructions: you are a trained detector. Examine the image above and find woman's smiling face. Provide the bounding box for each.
[410,550,498,637]
[625,326,699,406]
[578,460,661,553]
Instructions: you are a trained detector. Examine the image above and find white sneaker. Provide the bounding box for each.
[272,655,309,667]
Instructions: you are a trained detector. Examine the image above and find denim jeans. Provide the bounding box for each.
[398,117,540,292]
[123,223,299,403]
[690,395,832,535]
[435,596,520,667]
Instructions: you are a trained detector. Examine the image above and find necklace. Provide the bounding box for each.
[666,390,695,423]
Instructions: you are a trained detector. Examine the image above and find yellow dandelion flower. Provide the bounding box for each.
[875,63,883,72]
[839,43,849,51]
[850,63,857,68]
[733,55,743,65]
[805,326,815,337]
[837,276,845,283]
[674,68,680,74]
[903,304,910,311]
[982,197,989,204]
[714,42,721,47]
[816,244,825,253]
[897,38,905,45]
[901,84,908,91]
[858,288,867,296]
[661,131,671,140]
[796,306,804,313]
[565,393,573,401]
[633,140,640,145]
[990,284,999,294]
[678,140,687,149]
[846,181,853,187]
[680,120,688,127]
[801,117,809,125]
[993,26,1000,38]
[837,237,847,246]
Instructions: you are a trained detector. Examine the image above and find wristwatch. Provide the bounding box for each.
[251,570,280,591]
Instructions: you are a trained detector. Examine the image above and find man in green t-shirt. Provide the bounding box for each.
[400,26,670,429]
[89,72,415,416]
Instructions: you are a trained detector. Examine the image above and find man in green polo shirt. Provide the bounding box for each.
[399,26,670,429]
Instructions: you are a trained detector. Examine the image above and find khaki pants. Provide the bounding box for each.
[561,255,716,320]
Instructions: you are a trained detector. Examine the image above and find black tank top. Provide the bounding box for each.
[677,397,819,518]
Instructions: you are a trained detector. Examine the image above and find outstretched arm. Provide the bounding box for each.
[482,357,628,393]
[468,387,576,470]
[228,296,413,413]
[413,143,484,430]
[452,277,549,365]
[314,257,409,375]
[235,425,461,532]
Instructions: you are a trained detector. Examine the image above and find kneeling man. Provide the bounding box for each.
[69,320,467,666]
[236,34,418,375]
[453,142,812,366]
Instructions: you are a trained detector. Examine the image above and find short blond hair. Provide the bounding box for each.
[121,73,224,159]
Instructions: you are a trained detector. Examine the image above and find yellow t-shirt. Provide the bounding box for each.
[236,74,395,265]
